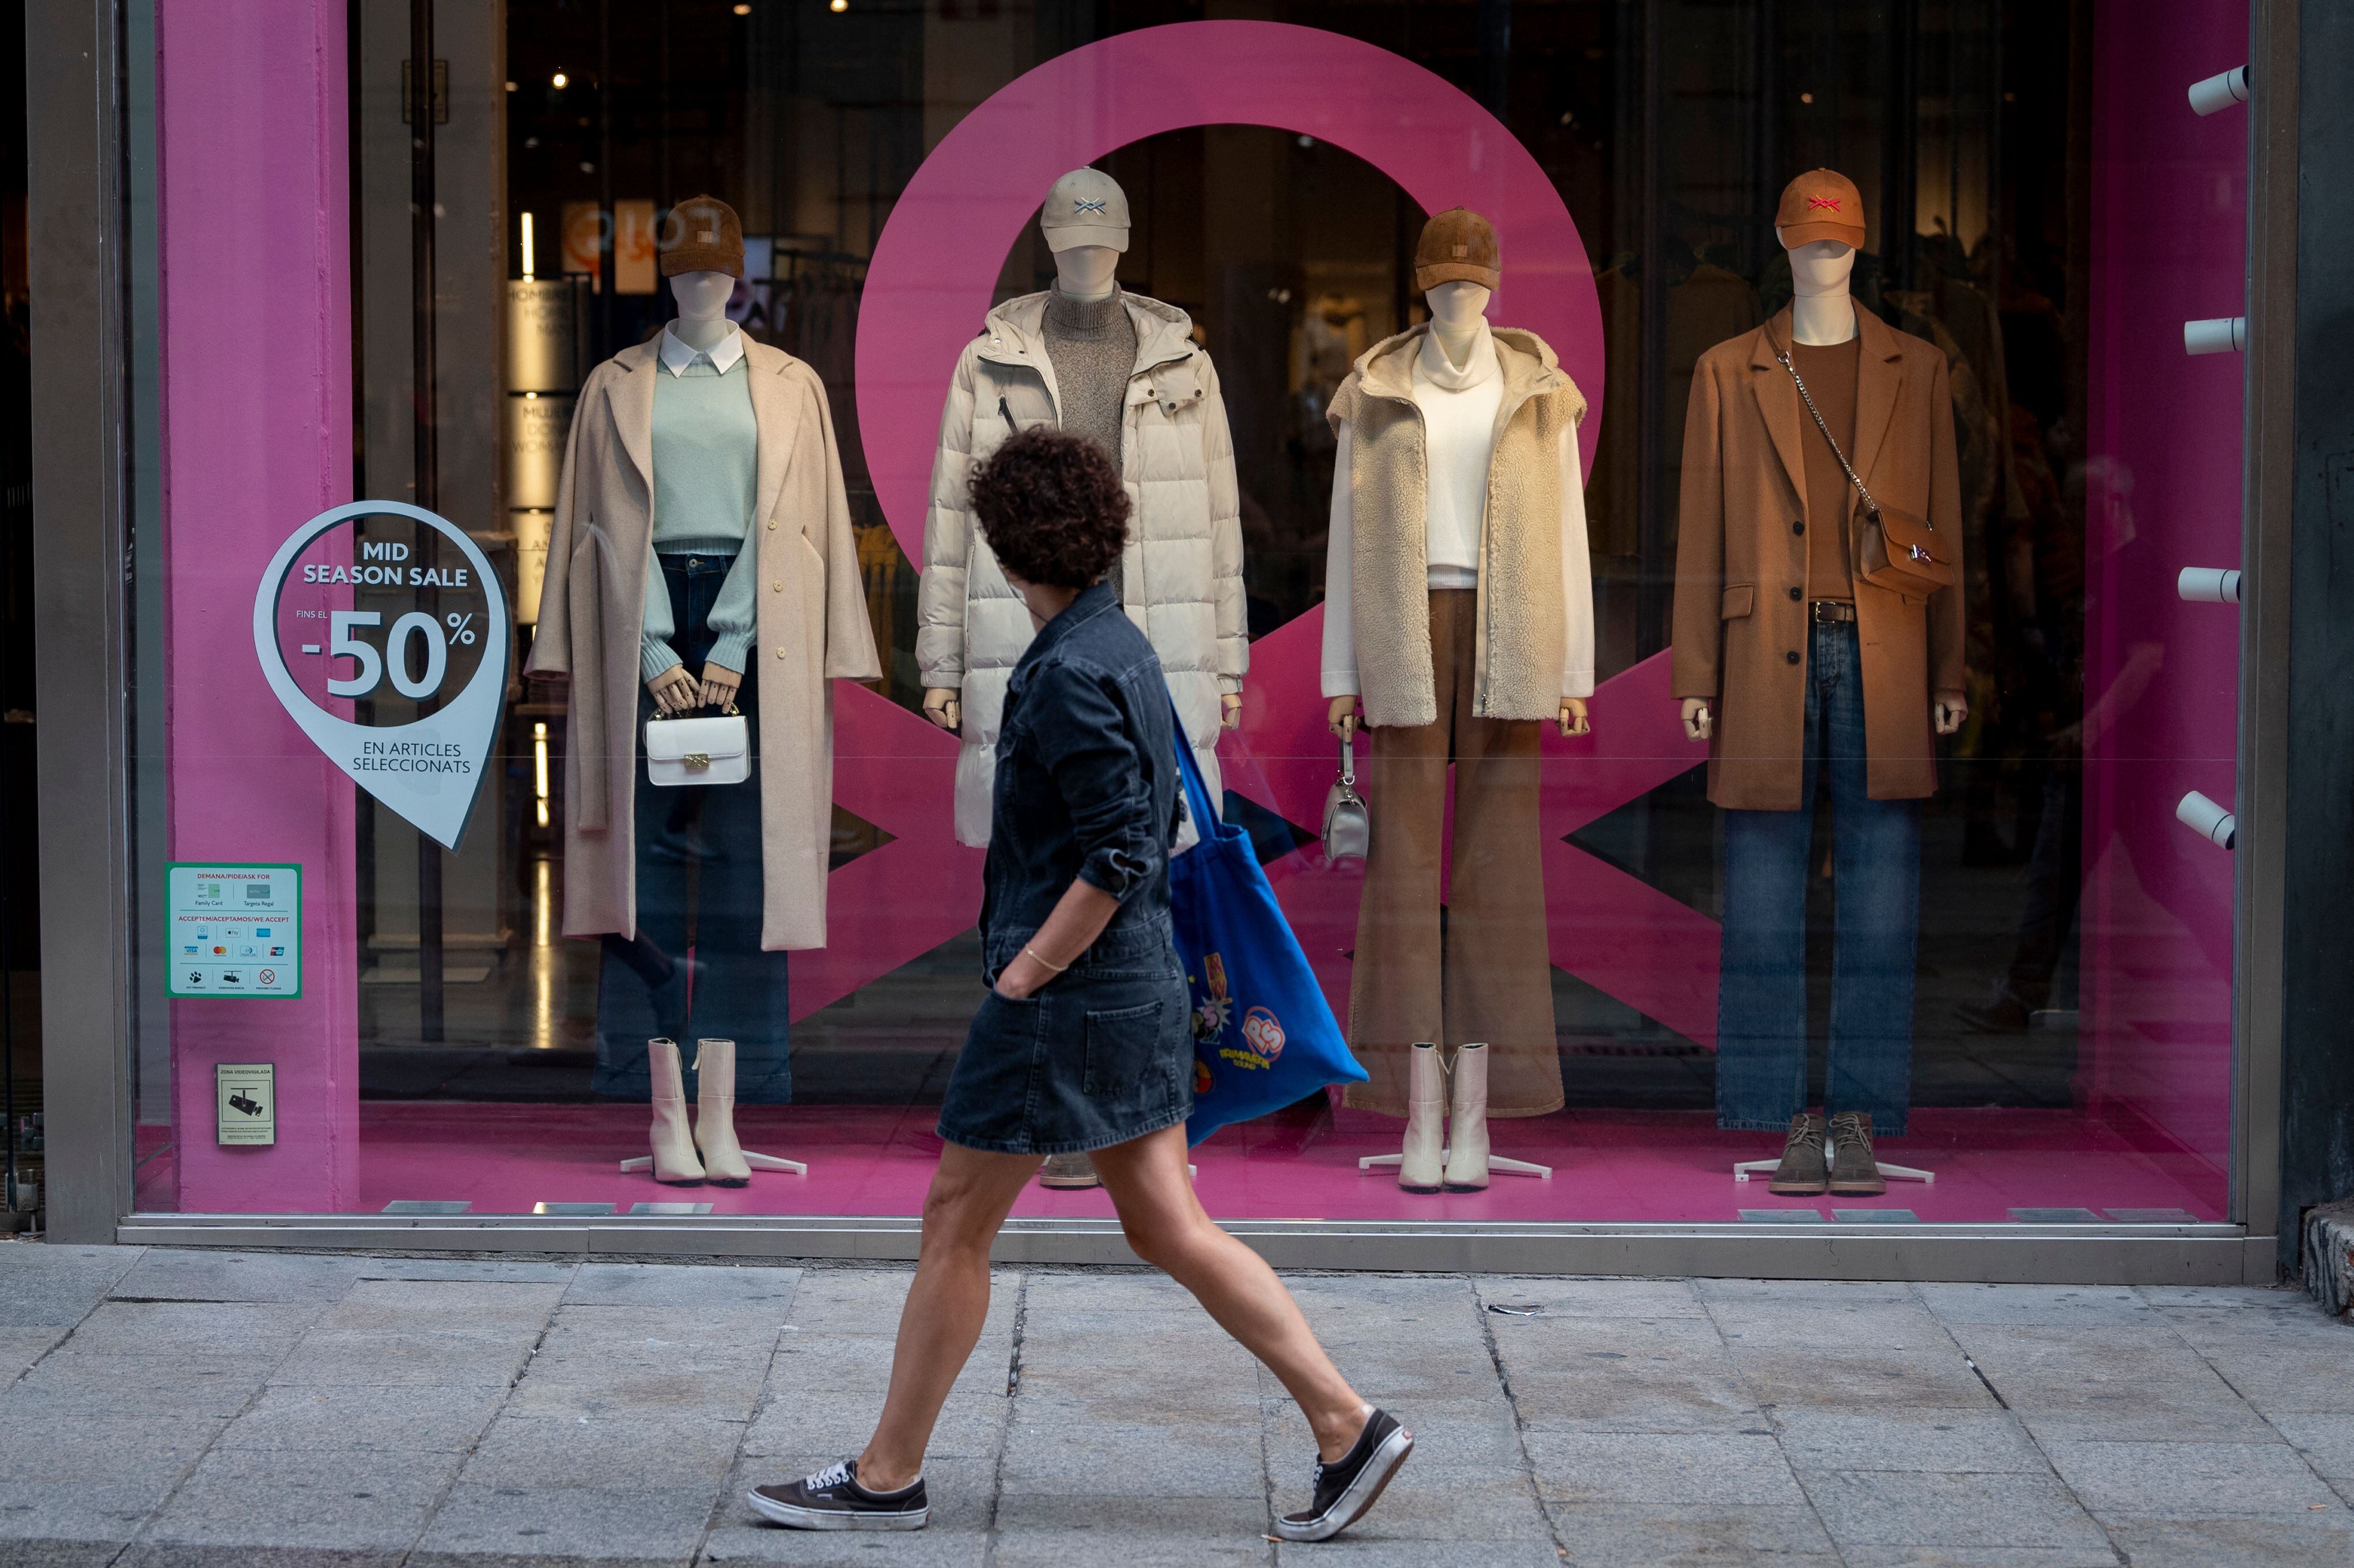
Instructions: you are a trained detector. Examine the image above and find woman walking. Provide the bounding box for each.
[746,429,1411,1543]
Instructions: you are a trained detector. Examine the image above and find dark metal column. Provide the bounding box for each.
[25,0,135,1240]
[410,0,444,1041]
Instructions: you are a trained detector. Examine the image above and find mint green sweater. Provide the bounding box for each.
[640,341,760,680]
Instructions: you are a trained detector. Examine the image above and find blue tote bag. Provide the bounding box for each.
[1165,707,1365,1144]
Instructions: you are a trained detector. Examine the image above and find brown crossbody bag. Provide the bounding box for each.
[1776,349,1959,600]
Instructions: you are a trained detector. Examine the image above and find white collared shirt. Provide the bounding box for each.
[658,323,746,377]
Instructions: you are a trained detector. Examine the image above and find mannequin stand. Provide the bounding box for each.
[1732,1157,1932,1184]
[1359,1149,1550,1179]
[622,1151,807,1177]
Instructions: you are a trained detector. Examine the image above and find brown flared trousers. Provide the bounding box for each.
[1343,589,1564,1118]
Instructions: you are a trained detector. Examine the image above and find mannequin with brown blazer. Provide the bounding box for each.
[1669,169,1966,1199]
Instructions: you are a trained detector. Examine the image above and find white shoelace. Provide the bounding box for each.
[807,1460,853,1491]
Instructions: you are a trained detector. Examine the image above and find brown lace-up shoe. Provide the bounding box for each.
[1768,1113,1829,1195]
[1827,1112,1887,1196]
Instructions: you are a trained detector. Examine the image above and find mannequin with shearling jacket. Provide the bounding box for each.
[1320,207,1596,1196]
[1670,169,1967,1198]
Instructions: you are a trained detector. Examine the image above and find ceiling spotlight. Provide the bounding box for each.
[734,2,751,11]
[1799,91,1814,104]
[552,70,569,88]
[829,0,846,12]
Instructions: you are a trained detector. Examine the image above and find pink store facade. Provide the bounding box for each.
[24,0,2309,1280]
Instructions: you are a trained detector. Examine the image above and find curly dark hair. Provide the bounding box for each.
[967,426,1131,589]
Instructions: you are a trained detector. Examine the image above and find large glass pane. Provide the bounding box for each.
[134,0,2245,1233]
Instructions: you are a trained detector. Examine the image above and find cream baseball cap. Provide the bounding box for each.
[1039,168,1130,253]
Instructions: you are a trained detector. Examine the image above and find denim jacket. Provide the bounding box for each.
[978,581,1184,980]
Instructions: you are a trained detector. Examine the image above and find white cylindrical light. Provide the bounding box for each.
[2183,316,2246,355]
[520,212,536,280]
[2188,65,2250,117]
[2177,567,2242,604]
[2177,790,2236,850]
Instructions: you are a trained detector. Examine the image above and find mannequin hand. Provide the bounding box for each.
[1558,698,1591,738]
[1327,696,1360,739]
[646,664,698,715]
[1934,690,1968,736]
[1220,692,1243,731]
[699,662,743,711]
[1681,698,1714,741]
[922,687,962,733]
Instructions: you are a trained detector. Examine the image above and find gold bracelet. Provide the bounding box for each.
[1024,945,1069,974]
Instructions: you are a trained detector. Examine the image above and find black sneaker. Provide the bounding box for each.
[1273,1408,1413,1542]
[747,1458,928,1531]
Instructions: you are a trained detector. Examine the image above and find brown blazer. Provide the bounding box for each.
[1670,306,1965,810]
[525,336,882,950]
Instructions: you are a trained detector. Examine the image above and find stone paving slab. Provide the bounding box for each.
[0,1246,2344,1566]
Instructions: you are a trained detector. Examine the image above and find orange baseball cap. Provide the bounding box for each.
[1775,169,1865,249]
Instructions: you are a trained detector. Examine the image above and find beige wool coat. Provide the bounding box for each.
[1670,307,1966,809]
[527,336,881,950]
[917,291,1244,847]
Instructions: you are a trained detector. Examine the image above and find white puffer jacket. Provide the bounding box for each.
[918,291,1246,846]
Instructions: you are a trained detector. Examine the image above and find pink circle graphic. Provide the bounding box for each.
[854,20,1604,569]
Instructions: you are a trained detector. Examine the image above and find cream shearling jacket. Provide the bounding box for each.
[1321,323,1594,729]
[918,291,1245,846]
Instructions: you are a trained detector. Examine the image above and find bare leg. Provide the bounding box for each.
[1091,1125,1369,1459]
[855,1145,1038,1490]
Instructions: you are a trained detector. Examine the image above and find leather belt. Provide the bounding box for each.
[1810,600,1857,623]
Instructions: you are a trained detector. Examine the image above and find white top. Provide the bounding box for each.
[657,322,746,376]
[1414,325,1504,588]
[1321,320,1596,702]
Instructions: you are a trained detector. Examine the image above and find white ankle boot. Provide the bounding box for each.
[1398,1041,1445,1193]
[647,1038,705,1186]
[693,1038,752,1186]
[1443,1043,1492,1191]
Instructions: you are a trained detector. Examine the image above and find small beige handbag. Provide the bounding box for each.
[645,706,750,787]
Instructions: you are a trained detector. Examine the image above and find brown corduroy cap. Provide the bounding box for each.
[1413,207,1500,291]
[660,195,744,278]
[1774,169,1865,249]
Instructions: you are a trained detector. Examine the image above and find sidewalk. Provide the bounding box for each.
[0,1245,2345,1567]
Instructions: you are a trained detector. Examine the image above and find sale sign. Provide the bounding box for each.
[252,501,510,850]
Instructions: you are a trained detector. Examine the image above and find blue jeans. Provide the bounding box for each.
[1716,620,1920,1134]
[594,551,792,1104]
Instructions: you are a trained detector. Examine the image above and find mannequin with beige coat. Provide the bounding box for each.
[1320,207,1595,1194]
[528,195,881,1190]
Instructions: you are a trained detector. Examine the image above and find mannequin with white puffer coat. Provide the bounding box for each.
[917,167,1247,854]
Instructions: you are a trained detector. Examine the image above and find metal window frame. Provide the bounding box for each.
[2237,0,2297,1274]
[25,0,2298,1280]
[27,0,138,1243]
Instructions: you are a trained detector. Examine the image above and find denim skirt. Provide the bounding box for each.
[936,917,1196,1157]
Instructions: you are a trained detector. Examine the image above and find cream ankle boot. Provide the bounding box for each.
[693,1039,753,1186]
[1398,1041,1445,1193]
[1442,1043,1492,1191]
[647,1038,705,1186]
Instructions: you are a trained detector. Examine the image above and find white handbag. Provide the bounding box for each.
[645,708,751,787]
